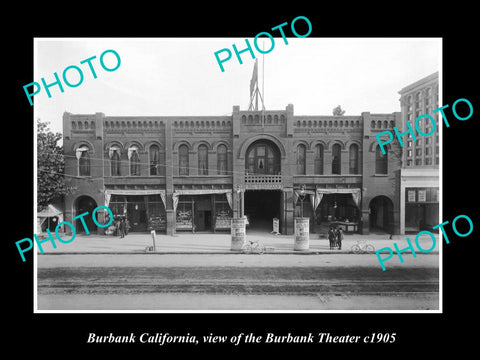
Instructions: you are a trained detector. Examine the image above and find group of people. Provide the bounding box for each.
[328,226,344,250]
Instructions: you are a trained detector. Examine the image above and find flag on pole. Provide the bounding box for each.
[250,59,258,98]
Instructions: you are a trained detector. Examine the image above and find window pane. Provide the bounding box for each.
[297,144,306,175]
[217,145,227,175]
[130,150,140,176]
[150,145,160,176]
[179,145,189,175]
[375,146,388,174]
[332,144,341,175]
[111,150,120,176]
[257,146,265,156]
[349,144,358,174]
[198,145,208,175]
[79,151,90,176]
[314,144,323,175]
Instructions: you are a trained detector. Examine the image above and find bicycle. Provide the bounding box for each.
[242,240,266,254]
[351,239,375,254]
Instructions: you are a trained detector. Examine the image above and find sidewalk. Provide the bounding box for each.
[36,230,440,255]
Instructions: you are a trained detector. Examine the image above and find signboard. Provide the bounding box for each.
[272,218,280,235]
[407,190,416,202]
[418,189,426,202]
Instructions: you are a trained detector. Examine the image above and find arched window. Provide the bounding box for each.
[129,146,140,176]
[314,144,324,175]
[297,144,306,175]
[198,144,208,175]
[332,143,341,175]
[179,144,189,176]
[217,144,228,175]
[149,145,160,176]
[77,146,90,176]
[375,145,388,174]
[109,146,121,176]
[245,141,280,175]
[349,144,359,174]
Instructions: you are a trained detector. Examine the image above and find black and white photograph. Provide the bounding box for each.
[33,37,441,312]
[6,6,479,356]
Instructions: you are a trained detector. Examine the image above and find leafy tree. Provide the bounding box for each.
[37,119,66,210]
[332,105,346,116]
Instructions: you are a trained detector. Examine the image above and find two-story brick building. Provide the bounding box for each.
[62,104,403,237]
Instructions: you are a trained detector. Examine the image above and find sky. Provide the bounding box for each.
[34,38,441,135]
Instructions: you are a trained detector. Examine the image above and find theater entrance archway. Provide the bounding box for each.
[244,190,281,232]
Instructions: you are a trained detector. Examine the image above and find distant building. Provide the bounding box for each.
[62,103,403,237]
[398,71,440,233]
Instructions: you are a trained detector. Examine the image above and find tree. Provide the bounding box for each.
[37,119,67,210]
[332,105,345,116]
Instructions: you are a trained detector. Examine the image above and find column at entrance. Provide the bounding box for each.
[282,188,294,235]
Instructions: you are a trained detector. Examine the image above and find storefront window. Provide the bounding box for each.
[176,197,194,230]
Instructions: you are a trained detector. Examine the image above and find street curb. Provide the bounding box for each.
[37,250,438,255]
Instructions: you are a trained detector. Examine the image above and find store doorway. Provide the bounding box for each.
[195,196,213,232]
[369,195,394,234]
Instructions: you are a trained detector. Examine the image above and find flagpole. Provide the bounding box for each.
[262,40,265,111]
[262,41,265,128]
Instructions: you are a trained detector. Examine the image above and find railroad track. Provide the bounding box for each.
[37,266,439,295]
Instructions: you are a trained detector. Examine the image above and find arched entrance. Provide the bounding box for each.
[244,139,282,232]
[74,195,98,233]
[369,196,394,234]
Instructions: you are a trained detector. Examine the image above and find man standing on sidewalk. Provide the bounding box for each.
[119,217,126,239]
[336,227,344,250]
[328,227,336,250]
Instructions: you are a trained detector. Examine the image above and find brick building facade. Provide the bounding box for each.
[62,104,403,236]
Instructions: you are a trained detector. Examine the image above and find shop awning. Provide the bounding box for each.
[172,189,232,211]
[104,189,166,208]
[316,188,361,209]
[294,188,362,211]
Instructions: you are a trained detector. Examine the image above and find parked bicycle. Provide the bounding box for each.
[351,240,375,254]
[242,240,266,254]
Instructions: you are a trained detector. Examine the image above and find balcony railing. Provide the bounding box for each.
[244,174,283,189]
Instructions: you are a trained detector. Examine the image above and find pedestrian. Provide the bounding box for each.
[336,227,344,250]
[328,227,336,250]
[113,216,119,236]
[124,217,130,235]
[119,217,126,239]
